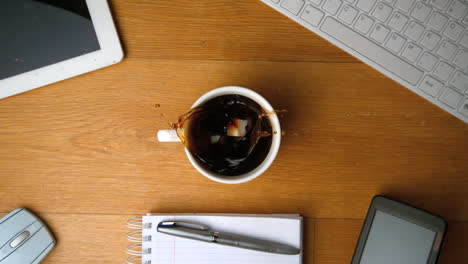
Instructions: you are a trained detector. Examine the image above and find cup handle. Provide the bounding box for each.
[157,129,181,142]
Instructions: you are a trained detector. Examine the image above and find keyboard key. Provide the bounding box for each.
[460,32,468,49]
[281,0,305,15]
[271,0,280,3]
[427,12,449,31]
[453,50,468,70]
[372,2,393,22]
[260,0,468,123]
[417,52,439,71]
[357,0,377,12]
[301,5,325,26]
[370,24,391,43]
[395,0,416,13]
[411,2,432,22]
[339,5,359,24]
[439,87,464,108]
[354,14,375,34]
[429,0,450,10]
[389,13,409,32]
[436,40,457,60]
[321,17,424,85]
[402,43,423,62]
[386,33,407,52]
[443,21,464,41]
[450,71,468,91]
[434,61,454,81]
[420,31,441,50]
[459,99,468,117]
[419,75,444,96]
[404,21,425,41]
[310,0,323,5]
[446,1,468,20]
[323,0,343,15]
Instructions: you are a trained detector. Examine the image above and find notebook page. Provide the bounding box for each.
[142,215,302,264]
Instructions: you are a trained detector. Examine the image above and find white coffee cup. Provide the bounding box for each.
[157,86,281,184]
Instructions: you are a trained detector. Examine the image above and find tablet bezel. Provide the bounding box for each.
[0,0,123,99]
[351,195,447,264]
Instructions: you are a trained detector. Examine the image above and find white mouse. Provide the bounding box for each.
[0,208,55,264]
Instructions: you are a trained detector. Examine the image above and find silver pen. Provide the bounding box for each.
[157,221,300,255]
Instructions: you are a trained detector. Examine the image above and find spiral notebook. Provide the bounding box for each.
[126,214,303,264]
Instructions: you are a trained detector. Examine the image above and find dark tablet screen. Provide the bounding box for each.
[0,0,100,80]
[360,210,436,264]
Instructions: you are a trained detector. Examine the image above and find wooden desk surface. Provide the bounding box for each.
[0,1,467,263]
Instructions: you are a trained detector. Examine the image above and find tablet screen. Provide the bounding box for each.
[0,0,101,80]
[360,210,436,264]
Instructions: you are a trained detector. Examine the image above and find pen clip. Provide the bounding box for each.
[158,221,209,230]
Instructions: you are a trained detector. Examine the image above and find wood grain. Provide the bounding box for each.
[110,0,357,62]
[36,213,131,264]
[1,0,467,263]
[1,59,467,220]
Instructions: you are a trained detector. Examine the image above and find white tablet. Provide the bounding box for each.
[0,0,123,99]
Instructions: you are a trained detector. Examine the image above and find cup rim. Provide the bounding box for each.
[185,86,281,184]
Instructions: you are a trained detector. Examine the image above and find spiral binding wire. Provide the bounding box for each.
[127,217,143,229]
[125,256,152,264]
[126,217,152,264]
[125,255,141,264]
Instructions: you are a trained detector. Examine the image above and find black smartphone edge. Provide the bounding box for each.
[350,195,448,264]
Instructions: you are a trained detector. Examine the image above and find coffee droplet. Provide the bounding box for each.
[172,95,273,176]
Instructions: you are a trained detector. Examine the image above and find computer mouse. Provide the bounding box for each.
[0,208,55,264]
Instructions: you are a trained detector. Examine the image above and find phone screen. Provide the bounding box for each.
[359,210,436,264]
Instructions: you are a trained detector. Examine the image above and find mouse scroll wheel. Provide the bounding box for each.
[10,231,30,248]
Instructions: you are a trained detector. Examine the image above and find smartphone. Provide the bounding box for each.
[351,195,447,264]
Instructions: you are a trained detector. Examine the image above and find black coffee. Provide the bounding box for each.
[174,94,273,176]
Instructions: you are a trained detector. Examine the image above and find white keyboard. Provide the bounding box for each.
[260,0,468,123]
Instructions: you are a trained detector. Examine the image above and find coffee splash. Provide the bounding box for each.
[170,95,274,176]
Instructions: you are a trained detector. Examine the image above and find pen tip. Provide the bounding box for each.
[276,245,300,255]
